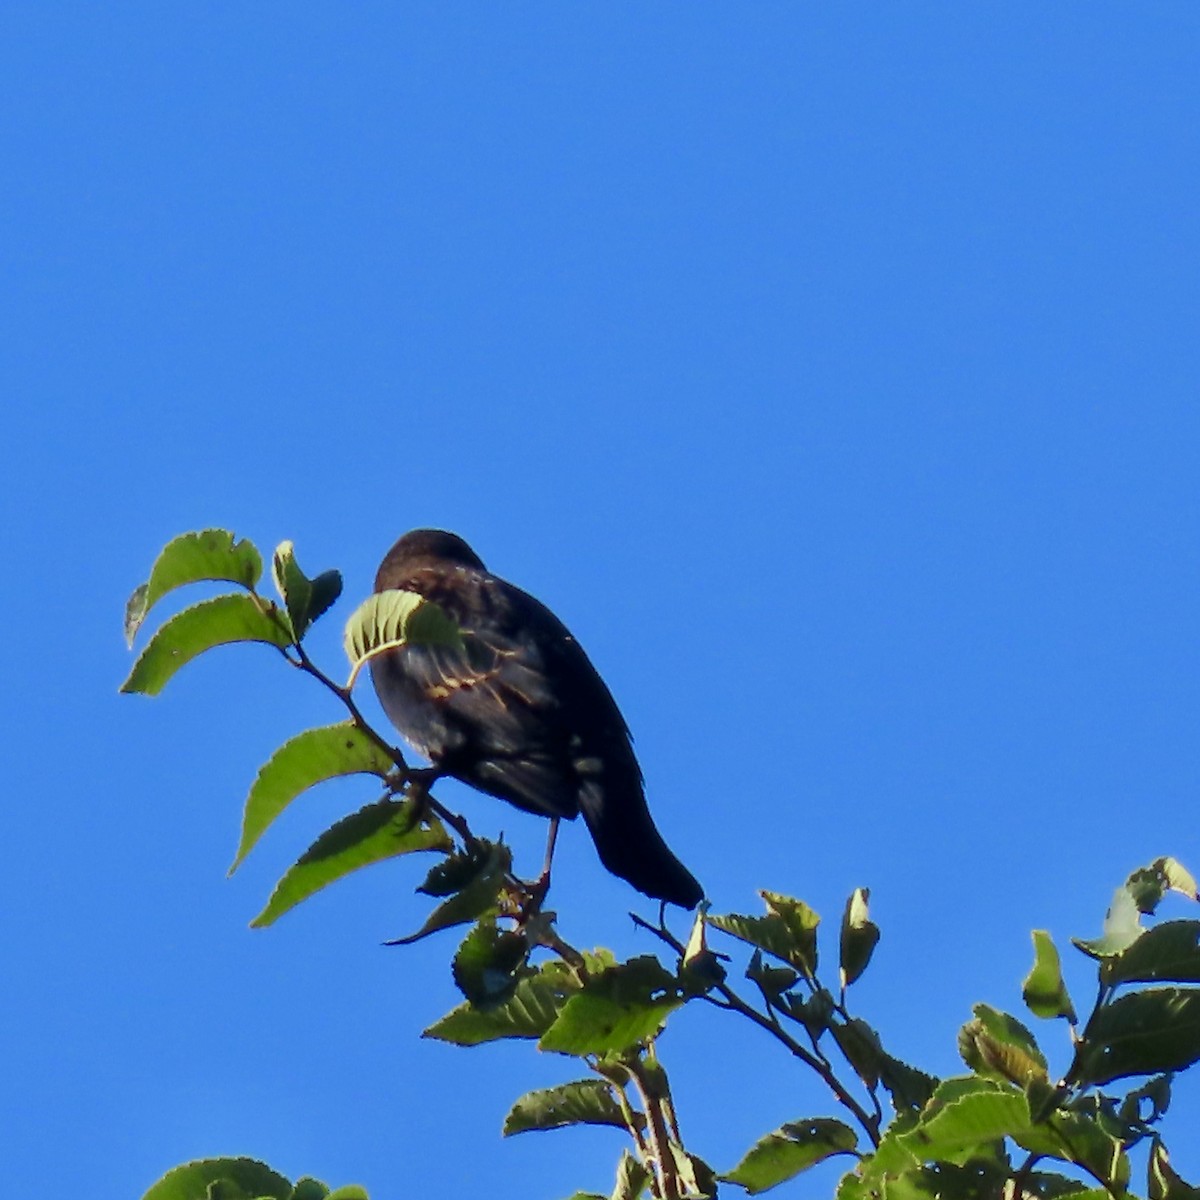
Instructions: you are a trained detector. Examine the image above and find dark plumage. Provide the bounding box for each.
[369,529,703,908]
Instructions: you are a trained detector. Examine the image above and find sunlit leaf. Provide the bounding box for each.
[540,956,685,1056]
[343,589,462,676]
[1023,930,1077,1022]
[722,1118,858,1194]
[251,799,450,927]
[231,723,395,871]
[611,1150,651,1200]
[139,1156,291,1200]
[900,1078,1030,1154]
[1073,987,1200,1086]
[502,1079,626,1136]
[1074,886,1144,960]
[121,593,293,695]
[1149,1136,1200,1200]
[271,540,343,641]
[124,529,264,646]
[839,887,879,990]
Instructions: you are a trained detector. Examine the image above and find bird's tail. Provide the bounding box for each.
[578,783,704,908]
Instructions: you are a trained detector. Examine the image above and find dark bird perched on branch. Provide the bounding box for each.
[369,529,704,909]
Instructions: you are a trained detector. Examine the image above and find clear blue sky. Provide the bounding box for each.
[2,6,1198,1198]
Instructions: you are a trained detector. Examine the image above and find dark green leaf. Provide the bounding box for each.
[1149,1136,1200,1200]
[425,954,613,1045]
[231,723,395,871]
[122,594,292,695]
[288,1181,330,1200]
[343,589,462,676]
[1023,930,1077,1022]
[1014,1110,1130,1190]
[388,840,512,944]
[139,1157,291,1200]
[1074,987,1200,1086]
[251,799,450,927]
[1118,1074,1172,1127]
[829,1017,884,1091]
[271,541,343,641]
[1106,921,1200,986]
[125,530,264,646]
[746,948,799,1003]
[418,842,501,897]
[839,887,880,990]
[780,986,834,1040]
[670,1146,718,1200]
[1128,858,1199,915]
[878,1053,940,1112]
[503,1078,626,1136]
[452,919,530,1008]
[709,891,819,976]
[540,956,685,1056]
[722,1118,858,1194]
[958,1004,1048,1086]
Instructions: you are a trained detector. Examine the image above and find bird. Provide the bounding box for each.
[368,529,704,909]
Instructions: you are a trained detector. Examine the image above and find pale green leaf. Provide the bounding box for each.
[1023,930,1077,1021]
[343,589,462,675]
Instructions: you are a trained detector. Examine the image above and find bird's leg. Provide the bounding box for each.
[521,817,560,913]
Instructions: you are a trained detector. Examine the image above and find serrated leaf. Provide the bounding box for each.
[1023,930,1077,1022]
[121,594,292,695]
[878,1053,939,1112]
[958,1004,1048,1085]
[722,1118,858,1194]
[709,891,820,976]
[343,589,462,675]
[251,799,450,927]
[452,919,530,1008]
[1150,1136,1200,1200]
[424,954,613,1045]
[1106,921,1200,986]
[839,887,879,990]
[901,1079,1030,1154]
[125,530,264,646]
[231,723,395,871]
[271,541,343,642]
[388,841,512,944]
[139,1157,291,1200]
[1014,1109,1130,1189]
[829,1017,884,1090]
[503,1078,626,1136]
[1074,986,1200,1086]
[540,956,685,1056]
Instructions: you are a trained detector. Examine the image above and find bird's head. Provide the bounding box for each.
[375,528,486,590]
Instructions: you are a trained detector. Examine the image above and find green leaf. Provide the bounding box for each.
[288,1181,330,1200]
[746,948,799,1003]
[829,1017,885,1091]
[1023,930,1077,1022]
[124,529,264,646]
[1150,1136,1200,1200]
[610,1151,651,1200]
[452,919,530,1008]
[271,540,343,641]
[709,891,820,976]
[1014,1110,1130,1190]
[722,1118,858,1194]
[139,1157,291,1200]
[323,1189,370,1200]
[1128,858,1200,914]
[1075,885,1144,960]
[540,956,685,1056]
[670,1146,718,1200]
[878,1053,940,1113]
[425,954,613,1045]
[958,1004,1048,1086]
[343,589,462,674]
[231,723,395,871]
[251,799,451,927]
[900,1078,1030,1154]
[503,1078,626,1136]
[388,840,512,944]
[121,594,293,695]
[839,887,880,990]
[1106,921,1200,986]
[1074,986,1200,1086]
